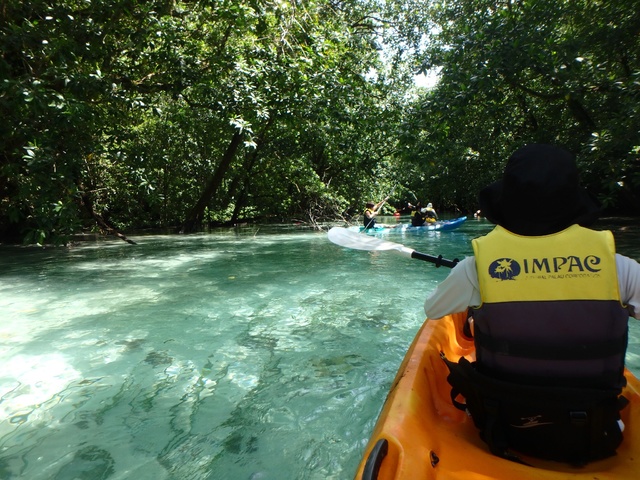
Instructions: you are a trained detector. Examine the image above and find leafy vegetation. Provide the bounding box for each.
[1,0,638,244]
[398,0,640,213]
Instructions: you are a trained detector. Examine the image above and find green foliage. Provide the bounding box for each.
[1,0,639,244]
[1,0,403,242]
[395,0,640,213]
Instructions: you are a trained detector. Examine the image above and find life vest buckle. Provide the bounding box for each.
[570,411,588,427]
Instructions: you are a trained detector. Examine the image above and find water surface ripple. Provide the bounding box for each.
[1,218,639,479]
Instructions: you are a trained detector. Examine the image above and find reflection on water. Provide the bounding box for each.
[0,218,639,479]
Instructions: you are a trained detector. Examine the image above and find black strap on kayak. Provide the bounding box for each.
[482,398,530,466]
[361,438,388,480]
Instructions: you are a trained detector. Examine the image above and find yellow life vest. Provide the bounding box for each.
[470,224,628,388]
[472,225,621,305]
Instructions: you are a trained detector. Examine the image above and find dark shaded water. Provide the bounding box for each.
[1,217,639,479]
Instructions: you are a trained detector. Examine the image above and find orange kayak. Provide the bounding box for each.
[354,312,640,479]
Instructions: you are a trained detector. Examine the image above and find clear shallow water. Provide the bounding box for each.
[1,217,639,480]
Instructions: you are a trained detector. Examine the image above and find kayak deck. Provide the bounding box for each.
[403,216,467,232]
[355,312,640,479]
[352,217,467,234]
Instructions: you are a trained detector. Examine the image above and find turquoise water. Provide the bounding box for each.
[1,217,639,479]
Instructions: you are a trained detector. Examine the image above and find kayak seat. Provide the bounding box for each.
[443,355,627,465]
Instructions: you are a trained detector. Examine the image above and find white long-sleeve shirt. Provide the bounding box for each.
[425,254,640,320]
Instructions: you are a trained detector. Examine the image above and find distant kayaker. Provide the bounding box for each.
[424,144,640,465]
[408,202,438,226]
[423,202,438,223]
[363,198,395,229]
[408,202,425,226]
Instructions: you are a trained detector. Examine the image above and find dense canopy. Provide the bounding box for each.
[2,0,639,244]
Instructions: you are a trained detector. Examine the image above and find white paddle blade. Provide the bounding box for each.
[327,227,414,258]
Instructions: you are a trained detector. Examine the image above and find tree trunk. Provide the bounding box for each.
[79,190,137,244]
[181,130,243,233]
[216,118,274,225]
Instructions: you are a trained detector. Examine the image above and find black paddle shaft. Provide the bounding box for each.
[410,251,459,268]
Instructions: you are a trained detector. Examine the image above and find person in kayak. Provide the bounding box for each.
[408,202,426,226]
[424,144,640,465]
[363,198,396,229]
[408,202,438,226]
[423,202,438,223]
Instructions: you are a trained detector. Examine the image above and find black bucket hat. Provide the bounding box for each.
[478,144,601,236]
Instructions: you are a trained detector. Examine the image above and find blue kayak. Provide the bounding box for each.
[351,216,467,234]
